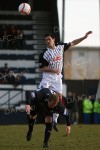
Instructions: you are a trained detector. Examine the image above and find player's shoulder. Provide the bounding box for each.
[40,49,48,54]
[39,49,48,58]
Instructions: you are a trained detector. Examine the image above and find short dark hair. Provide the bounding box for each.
[44,33,55,39]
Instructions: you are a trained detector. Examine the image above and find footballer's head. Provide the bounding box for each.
[44,33,55,48]
[48,93,59,108]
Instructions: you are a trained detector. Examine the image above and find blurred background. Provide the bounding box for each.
[0,0,100,125]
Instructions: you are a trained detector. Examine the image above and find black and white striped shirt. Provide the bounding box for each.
[39,43,71,72]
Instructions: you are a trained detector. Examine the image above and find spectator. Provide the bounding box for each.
[65,92,79,124]
[20,72,27,84]
[8,25,25,49]
[15,73,21,86]
[14,72,27,86]
[16,29,25,49]
[72,92,79,125]
[93,98,100,124]
[0,73,7,84]
[83,95,93,124]
[77,94,84,123]
[5,70,15,85]
[8,25,17,49]
[2,25,9,49]
[66,91,76,124]
[0,63,10,75]
[0,26,3,49]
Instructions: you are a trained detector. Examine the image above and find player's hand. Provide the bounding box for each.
[66,126,71,135]
[25,105,31,114]
[84,31,92,38]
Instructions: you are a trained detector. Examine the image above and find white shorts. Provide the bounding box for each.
[39,74,62,94]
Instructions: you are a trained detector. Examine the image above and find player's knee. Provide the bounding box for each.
[45,116,52,123]
[27,114,37,123]
[30,114,37,119]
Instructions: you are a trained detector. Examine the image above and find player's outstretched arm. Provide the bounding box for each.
[62,108,71,135]
[65,115,71,135]
[71,31,92,46]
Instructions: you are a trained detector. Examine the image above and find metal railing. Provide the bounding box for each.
[0,84,37,109]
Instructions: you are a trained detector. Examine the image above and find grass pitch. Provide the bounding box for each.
[0,124,100,150]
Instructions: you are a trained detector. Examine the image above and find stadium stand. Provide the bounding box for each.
[0,0,61,125]
[0,9,54,114]
[0,11,53,85]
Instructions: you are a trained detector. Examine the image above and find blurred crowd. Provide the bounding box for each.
[0,25,25,49]
[62,91,100,125]
[0,63,26,86]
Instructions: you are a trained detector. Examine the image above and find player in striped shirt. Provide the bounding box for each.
[39,31,92,131]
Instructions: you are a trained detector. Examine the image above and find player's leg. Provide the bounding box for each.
[38,78,50,89]
[43,116,52,148]
[51,78,62,132]
[26,100,38,141]
[25,90,38,141]
[26,108,37,141]
[52,91,62,124]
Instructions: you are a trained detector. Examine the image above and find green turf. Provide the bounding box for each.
[0,124,100,150]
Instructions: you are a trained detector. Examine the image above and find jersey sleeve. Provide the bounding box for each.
[64,42,71,51]
[39,50,49,68]
[56,42,71,52]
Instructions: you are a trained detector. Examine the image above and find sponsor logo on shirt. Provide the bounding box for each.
[53,56,62,61]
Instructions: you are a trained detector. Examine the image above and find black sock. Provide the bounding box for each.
[44,123,52,144]
[27,115,36,132]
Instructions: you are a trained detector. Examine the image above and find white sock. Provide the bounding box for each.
[53,113,59,123]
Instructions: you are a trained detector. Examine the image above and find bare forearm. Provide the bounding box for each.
[65,114,70,126]
[40,66,55,73]
[71,31,92,46]
[40,67,60,74]
[71,36,86,46]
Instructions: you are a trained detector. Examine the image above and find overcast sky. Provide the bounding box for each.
[58,0,100,47]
